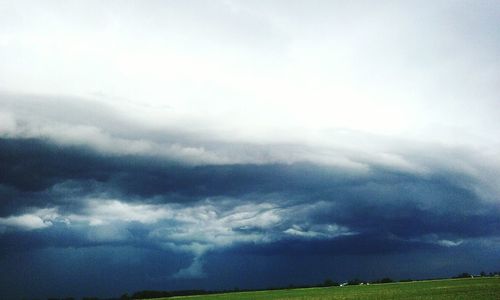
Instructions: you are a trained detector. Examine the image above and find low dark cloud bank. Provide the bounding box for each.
[1,137,499,299]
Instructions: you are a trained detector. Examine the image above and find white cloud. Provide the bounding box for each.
[0,214,50,230]
[410,234,465,248]
[0,198,355,248]
[0,1,499,153]
[284,224,355,239]
[0,208,61,230]
[149,202,283,249]
[437,239,463,247]
[68,199,172,226]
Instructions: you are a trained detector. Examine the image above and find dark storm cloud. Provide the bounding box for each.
[0,137,365,210]
[1,137,499,242]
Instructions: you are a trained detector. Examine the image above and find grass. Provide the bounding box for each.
[149,277,500,300]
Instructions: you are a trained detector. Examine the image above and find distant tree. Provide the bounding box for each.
[480,271,486,277]
[322,279,339,287]
[370,277,393,284]
[454,272,471,278]
[119,293,130,300]
[347,278,363,285]
[131,289,209,299]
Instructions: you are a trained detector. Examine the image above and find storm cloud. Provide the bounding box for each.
[1,1,500,299]
[1,136,499,298]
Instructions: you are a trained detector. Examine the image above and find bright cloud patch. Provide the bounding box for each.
[0,208,61,231]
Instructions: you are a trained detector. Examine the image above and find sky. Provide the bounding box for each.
[1,0,500,299]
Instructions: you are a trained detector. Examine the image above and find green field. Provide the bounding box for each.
[151,277,500,300]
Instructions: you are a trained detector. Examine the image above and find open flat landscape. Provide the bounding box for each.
[156,277,500,300]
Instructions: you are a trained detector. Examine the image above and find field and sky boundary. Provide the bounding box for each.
[145,277,500,300]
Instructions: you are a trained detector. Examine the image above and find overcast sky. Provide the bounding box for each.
[1,1,500,299]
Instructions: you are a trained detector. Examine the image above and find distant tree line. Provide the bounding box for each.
[453,271,500,279]
[122,290,211,299]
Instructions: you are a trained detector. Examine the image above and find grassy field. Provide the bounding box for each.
[150,277,500,300]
